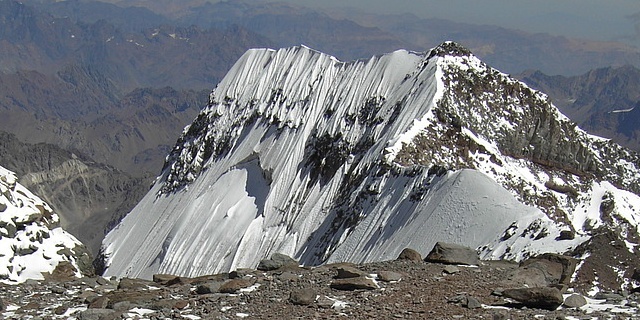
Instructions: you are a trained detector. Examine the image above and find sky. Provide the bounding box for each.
[282,0,640,46]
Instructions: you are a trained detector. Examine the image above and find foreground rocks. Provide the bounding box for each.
[0,252,639,319]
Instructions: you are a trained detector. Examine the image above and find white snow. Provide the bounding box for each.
[0,166,86,283]
[102,44,640,282]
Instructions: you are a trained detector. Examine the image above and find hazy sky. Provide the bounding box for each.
[283,0,640,45]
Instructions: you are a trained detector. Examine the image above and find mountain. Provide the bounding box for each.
[518,66,640,152]
[0,131,149,254]
[101,43,640,293]
[0,165,92,283]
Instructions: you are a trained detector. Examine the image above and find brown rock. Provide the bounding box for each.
[397,248,422,261]
[335,266,366,279]
[219,278,256,293]
[289,288,316,305]
[503,287,564,310]
[377,271,402,282]
[509,253,577,289]
[425,242,479,265]
[88,296,109,309]
[330,276,379,290]
[117,278,153,290]
[153,274,181,285]
[173,300,189,309]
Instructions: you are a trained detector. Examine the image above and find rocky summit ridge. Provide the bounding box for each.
[101,42,640,295]
[0,165,92,284]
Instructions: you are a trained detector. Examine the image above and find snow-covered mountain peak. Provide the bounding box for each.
[0,166,92,283]
[103,42,640,292]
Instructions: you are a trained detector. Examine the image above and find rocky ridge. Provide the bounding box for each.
[0,165,92,283]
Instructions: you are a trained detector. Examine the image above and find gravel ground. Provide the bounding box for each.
[1,258,638,319]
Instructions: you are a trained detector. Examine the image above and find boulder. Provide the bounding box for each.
[503,287,564,310]
[289,288,316,305]
[424,242,479,265]
[397,248,422,261]
[257,253,299,271]
[377,271,402,282]
[330,276,379,290]
[335,266,366,279]
[219,278,256,293]
[443,265,461,274]
[77,308,116,320]
[152,274,182,285]
[196,281,222,294]
[563,294,587,308]
[117,278,153,290]
[509,253,577,288]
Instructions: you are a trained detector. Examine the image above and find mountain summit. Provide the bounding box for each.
[101,42,640,292]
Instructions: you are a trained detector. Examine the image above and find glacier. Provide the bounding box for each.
[102,43,640,280]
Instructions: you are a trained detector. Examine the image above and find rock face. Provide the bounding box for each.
[0,165,92,283]
[102,42,640,292]
[424,242,480,265]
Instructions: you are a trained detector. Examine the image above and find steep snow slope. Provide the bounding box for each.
[103,43,640,286]
[0,166,91,283]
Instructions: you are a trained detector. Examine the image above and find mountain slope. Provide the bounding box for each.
[102,43,640,292]
[0,165,92,283]
[0,131,149,254]
[518,66,640,152]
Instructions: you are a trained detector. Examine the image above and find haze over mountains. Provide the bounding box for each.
[0,0,639,274]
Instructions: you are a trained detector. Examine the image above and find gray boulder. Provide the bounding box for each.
[77,308,116,320]
[397,248,422,261]
[424,242,479,265]
[289,288,317,305]
[563,294,587,308]
[508,253,577,290]
[257,253,299,271]
[503,287,564,310]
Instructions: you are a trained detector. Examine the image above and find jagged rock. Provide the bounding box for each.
[0,297,4,311]
[557,230,575,240]
[77,308,116,320]
[330,276,379,290]
[51,286,66,294]
[425,242,479,265]
[289,288,316,305]
[632,269,640,282]
[443,265,461,274]
[257,253,299,271]
[219,278,256,293]
[397,248,422,261]
[503,287,564,310]
[336,266,367,279]
[465,296,482,309]
[509,253,577,289]
[48,261,78,281]
[563,294,587,308]
[377,271,402,282]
